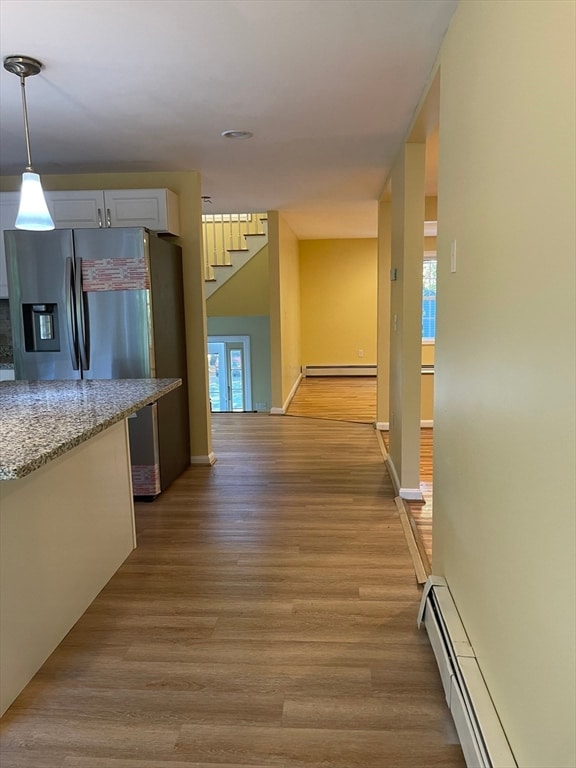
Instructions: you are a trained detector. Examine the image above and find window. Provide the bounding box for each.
[422,255,437,342]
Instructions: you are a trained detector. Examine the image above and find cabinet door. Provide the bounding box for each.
[104,189,180,235]
[0,195,20,298]
[48,190,106,229]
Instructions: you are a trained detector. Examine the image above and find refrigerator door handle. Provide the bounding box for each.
[65,256,80,371]
[74,257,90,371]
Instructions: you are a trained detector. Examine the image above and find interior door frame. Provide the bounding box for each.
[207,335,252,412]
[207,340,230,412]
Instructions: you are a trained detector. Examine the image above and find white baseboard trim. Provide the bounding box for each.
[421,419,434,427]
[271,373,303,415]
[284,373,302,411]
[302,364,376,377]
[376,421,390,431]
[399,487,425,501]
[189,452,217,466]
[385,455,425,501]
[418,577,517,768]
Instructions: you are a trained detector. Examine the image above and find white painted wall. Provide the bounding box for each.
[388,144,425,496]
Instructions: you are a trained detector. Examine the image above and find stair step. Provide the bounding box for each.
[204,214,268,295]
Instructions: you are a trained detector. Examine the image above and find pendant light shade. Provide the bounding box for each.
[16,172,55,231]
[3,55,54,231]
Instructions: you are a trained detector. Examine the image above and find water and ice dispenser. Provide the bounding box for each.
[22,303,61,352]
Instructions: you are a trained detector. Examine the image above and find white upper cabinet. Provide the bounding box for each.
[48,189,181,235]
[0,193,20,298]
[48,190,106,229]
[104,189,180,234]
[0,187,180,297]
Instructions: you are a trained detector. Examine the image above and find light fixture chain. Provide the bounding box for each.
[19,74,34,170]
[3,54,54,229]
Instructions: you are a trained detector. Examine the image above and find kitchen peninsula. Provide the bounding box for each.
[0,378,182,716]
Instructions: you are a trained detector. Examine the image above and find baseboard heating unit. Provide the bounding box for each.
[302,365,376,377]
[418,577,517,768]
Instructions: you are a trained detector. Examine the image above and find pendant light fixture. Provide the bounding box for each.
[3,55,54,231]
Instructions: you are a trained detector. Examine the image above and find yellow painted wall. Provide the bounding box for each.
[206,246,269,317]
[0,171,212,462]
[420,374,434,421]
[421,345,435,365]
[268,211,301,410]
[425,197,437,221]
[434,2,575,765]
[299,239,377,366]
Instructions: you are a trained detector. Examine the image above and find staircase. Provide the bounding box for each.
[202,213,268,298]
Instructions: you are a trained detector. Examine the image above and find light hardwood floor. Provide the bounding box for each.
[288,377,433,562]
[287,376,376,423]
[0,413,460,767]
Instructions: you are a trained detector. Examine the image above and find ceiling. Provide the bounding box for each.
[0,0,456,239]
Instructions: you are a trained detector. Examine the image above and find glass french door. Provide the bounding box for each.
[207,337,252,412]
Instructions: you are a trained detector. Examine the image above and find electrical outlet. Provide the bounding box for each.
[358,349,364,358]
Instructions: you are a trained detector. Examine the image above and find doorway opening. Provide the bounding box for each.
[207,336,252,412]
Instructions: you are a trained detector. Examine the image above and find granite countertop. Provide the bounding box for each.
[0,378,181,480]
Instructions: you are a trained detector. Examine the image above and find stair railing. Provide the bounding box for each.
[202,213,266,280]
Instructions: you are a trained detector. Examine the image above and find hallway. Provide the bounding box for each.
[0,414,463,767]
[287,377,434,562]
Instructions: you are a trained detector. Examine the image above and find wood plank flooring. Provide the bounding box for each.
[286,376,376,423]
[0,414,461,767]
[288,377,434,561]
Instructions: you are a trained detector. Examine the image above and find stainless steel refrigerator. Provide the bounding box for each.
[5,227,190,498]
